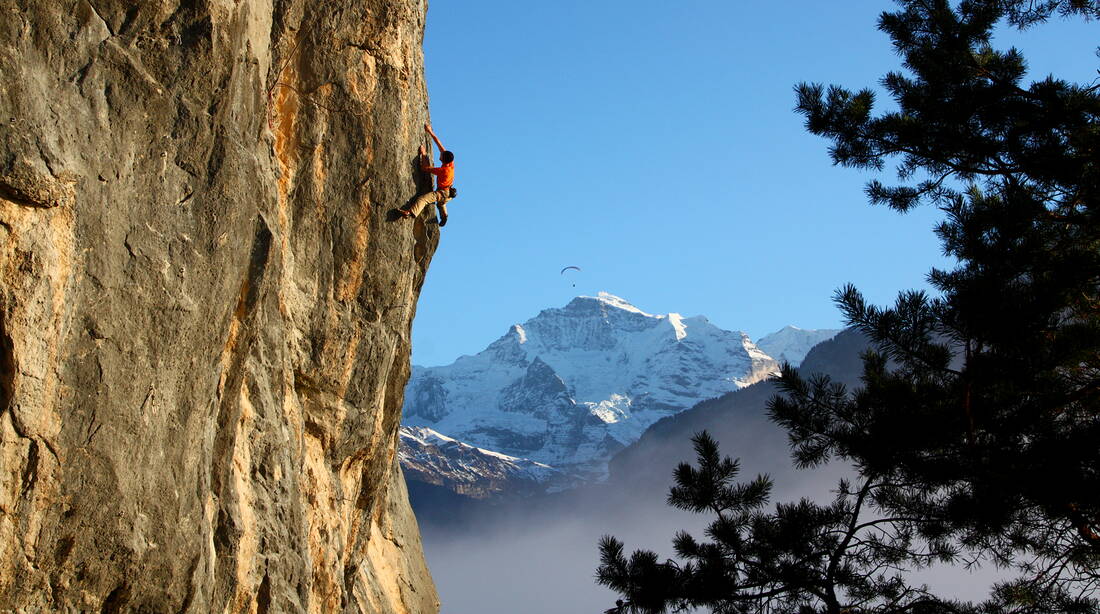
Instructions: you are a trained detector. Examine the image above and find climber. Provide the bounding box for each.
[398,122,456,226]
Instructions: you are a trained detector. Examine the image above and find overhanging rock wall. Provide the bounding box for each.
[0,1,441,611]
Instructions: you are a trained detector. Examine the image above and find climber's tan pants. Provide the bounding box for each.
[407,189,450,217]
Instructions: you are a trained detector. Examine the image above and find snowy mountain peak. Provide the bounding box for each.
[591,291,650,315]
[558,293,652,324]
[402,293,779,476]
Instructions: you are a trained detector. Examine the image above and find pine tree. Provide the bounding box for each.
[770,0,1100,608]
[596,432,965,614]
[597,1,1100,611]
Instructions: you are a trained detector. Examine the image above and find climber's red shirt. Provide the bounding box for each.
[425,161,454,190]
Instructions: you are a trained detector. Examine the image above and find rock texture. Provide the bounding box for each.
[0,0,440,612]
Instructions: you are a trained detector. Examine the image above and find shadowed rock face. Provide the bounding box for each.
[0,1,440,612]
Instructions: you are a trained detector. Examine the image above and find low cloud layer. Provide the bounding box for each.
[417,428,1003,613]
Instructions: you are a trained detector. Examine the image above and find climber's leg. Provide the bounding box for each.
[436,200,449,227]
[402,190,441,218]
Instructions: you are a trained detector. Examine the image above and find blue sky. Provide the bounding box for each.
[411,0,1098,368]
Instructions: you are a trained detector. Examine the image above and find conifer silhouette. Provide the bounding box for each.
[598,1,1099,611]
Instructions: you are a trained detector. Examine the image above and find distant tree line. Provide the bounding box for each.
[596,0,1100,612]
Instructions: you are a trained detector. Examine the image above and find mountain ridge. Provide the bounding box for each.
[401,294,844,496]
[757,325,842,366]
[402,293,778,476]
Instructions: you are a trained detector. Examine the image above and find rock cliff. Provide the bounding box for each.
[0,0,440,612]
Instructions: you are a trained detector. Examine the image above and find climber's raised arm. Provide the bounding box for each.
[425,122,445,157]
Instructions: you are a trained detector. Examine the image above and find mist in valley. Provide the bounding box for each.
[413,333,1007,613]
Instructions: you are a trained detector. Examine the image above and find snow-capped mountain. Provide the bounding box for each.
[756,325,841,367]
[401,293,778,479]
[399,426,559,498]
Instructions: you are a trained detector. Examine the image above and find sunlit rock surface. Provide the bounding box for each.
[0,1,440,611]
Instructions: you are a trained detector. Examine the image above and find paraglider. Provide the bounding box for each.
[561,266,581,288]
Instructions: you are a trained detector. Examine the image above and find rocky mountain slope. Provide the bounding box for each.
[399,426,558,499]
[1,2,439,612]
[401,293,778,483]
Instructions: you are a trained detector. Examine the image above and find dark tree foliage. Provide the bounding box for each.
[597,0,1099,612]
[596,432,966,614]
[770,0,1100,609]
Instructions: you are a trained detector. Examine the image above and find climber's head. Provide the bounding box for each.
[440,150,454,164]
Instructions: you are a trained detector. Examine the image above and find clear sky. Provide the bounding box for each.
[411,0,1098,368]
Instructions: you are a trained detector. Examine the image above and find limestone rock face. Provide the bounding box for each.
[0,0,441,612]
